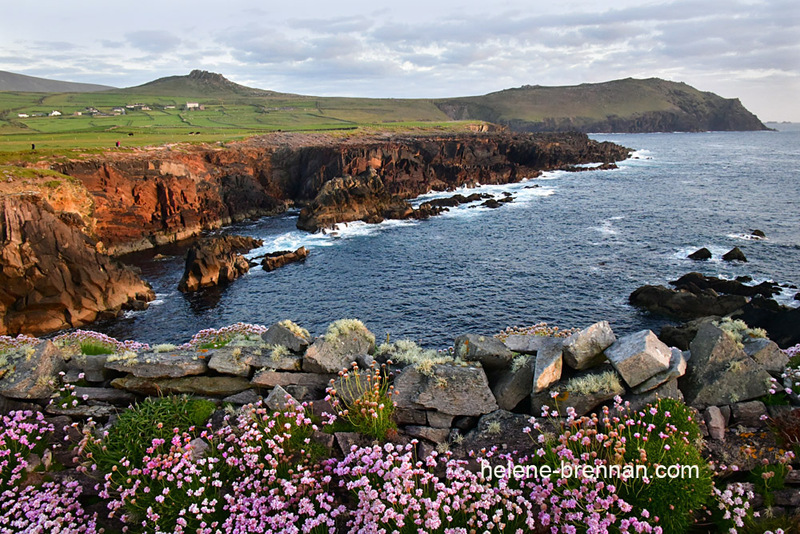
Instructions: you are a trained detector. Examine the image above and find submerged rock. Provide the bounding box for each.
[722,247,747,262]
[688,247,712,260]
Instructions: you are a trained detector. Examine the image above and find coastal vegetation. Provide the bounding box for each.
[2,317,800,532]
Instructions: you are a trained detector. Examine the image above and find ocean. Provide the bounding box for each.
[93,125,800,348]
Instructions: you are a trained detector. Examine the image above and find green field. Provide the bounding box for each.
[0,87,457,154]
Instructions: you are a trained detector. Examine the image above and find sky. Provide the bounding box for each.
[2,0,798,121]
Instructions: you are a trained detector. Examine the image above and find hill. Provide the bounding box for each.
[0,72,769,152]
[117,69,283,97]
[0,70,114,93]
[435,78,768,132]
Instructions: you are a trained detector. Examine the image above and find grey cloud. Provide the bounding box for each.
[125,31,182,53]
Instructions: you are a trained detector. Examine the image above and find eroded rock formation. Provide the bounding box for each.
[0,195,155,335]
[178,235,262,292]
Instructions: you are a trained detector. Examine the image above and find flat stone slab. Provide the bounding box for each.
[222,389,263,405]
[73,386,137,405]
[562,321,616,370]
[394,364,498,417]
[303,335,374,374]
[502,335,554,354]
[251,370,335,389]
[112,375,250,396]
[251,352,303,371]
[207,347,259,377]
[605,330,672,388]
[105,351,208,378]
[455,334,514,370]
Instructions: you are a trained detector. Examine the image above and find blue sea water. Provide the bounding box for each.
[95,126,800,348]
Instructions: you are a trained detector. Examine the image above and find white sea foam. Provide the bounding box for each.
[727,232,768,242]
[592,217,623,236]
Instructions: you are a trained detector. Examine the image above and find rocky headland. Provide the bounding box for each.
[0,131,629,336]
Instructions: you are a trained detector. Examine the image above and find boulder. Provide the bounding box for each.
[688,247,712,260]
[631,348,688,394]
[112,375,251,396]
[532,338,563,393]
[722,247,747,262]
[742,337,789,374]
[0,196,155,336]
[394,407,428,425]
[105,351,207,378]
[489,355,534,411]
[177,235,262,292]
[262,247,309,272]
[0,341,65,399]
[671,272,779,298]
[604,330,672,388]
[562,321,615,370]
[679,323,773,408]
[394,364,498,417]
[261,321,311,353]
[455,334,514,370]
[303,331,375,374]
[751,229,766,239]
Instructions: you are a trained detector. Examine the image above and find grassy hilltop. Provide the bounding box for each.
[0,70,767,154]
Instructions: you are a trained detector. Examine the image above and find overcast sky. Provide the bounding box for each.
[2,0,798,121]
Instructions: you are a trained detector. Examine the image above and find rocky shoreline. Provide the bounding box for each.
[0,131,629,337]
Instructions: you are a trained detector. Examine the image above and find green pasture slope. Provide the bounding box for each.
[0,85,455,154]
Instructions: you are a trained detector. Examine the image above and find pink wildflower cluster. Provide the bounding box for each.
[712,482,755,533]
[784,343,800,359]
[325,361,397,440]
[0,410,54,492]
[0,334,42,353]
[335,442,538,533]
[90,400,342,533]
[182,323,268,349]
[0,410,99,533]
[0,480,100,533]
[53,329,150,354]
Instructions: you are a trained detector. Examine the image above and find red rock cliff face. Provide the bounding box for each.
[0,195,155,336]
[54,132,628,254]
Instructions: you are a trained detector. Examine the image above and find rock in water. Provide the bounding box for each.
[722,247,747,262]
[688,247,712,260]
[262,247,308,271]
[0,195,155,336]
[178,235,262,292]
